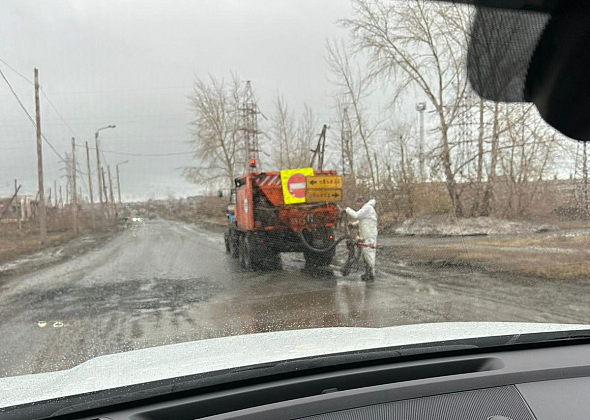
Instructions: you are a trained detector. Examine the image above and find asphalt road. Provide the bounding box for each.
[0,219,589,378]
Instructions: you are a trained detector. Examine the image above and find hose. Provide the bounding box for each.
[297,229,347,253]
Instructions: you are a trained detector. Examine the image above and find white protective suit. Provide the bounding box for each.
[345,199,377,276]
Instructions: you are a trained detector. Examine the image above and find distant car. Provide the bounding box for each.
[148,213,157,220]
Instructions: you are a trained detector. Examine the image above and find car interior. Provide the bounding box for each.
[4,0,590,419]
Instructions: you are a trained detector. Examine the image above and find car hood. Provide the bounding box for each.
[1,322,589,408]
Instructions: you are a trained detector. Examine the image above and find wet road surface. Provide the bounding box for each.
[0,219,589,378]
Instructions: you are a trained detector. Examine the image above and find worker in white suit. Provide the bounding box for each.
[345,197,377,282]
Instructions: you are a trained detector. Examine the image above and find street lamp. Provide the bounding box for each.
[415,103,427,181]
[116,160,129,205]
[95,125,116,204]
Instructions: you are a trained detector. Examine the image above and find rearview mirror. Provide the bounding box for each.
[468,3,590,142]
[524,3,590,141]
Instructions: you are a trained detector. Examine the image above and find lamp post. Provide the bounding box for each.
[116,160,129,205]
[415,103,426,181]
[94,125,116,204]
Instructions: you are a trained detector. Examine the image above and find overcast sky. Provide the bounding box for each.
[0,0,356,201]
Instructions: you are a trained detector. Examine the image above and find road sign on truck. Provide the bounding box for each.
[280,167,314,204]
[306,189,342,203]
[306,175,343,189]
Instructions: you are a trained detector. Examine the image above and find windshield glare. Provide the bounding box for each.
[0,0,589,411]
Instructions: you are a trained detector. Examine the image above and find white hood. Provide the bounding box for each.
[1,322,589,408]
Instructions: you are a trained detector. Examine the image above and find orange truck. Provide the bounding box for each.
[224,168,344,270]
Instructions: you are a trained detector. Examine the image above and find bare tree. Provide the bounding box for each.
[270,97,318,169]
[341,0,472,215]
[271,95,295,169]
[390,131,418,217]
[326,39,378,189]
[332,102,357,179]
[184,74,242,188]
[571,141,590,214]
[297,104,318,168]
[495,106,558,217]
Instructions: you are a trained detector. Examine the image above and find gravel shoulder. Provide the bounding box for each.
[379,229,590,280]
[0,227,121,282]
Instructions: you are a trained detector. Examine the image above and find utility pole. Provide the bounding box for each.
[85,141,95,227]
[0,185,21,223]
[416,102,426,182]
[54,180,57,207]
[116,165,122,205]
[310,125,328,171]
[15,179,21,230]
[101,167,109,218]
[34,68,47,244]
[101,167,108,204]
[115,161,128,206]
[94,125,116,205]
[71,138,78,235]
[108,165,115,215]
[95,132,103,204]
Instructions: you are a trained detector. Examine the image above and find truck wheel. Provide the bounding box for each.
[224,233,231,254]
[229,230,239,258]
[239,234,253,270]
[304,249,334,269]
[262,251,282,270]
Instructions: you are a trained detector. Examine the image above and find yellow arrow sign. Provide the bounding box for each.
[306,176,343,189]
[306,189,343,203]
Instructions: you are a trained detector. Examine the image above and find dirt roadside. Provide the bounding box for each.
[378,228,590,281]
[0,227,121,281]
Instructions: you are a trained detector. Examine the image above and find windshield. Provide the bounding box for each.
[1,0,589,413]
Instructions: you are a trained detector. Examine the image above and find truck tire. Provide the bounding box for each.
[262,251,282,270]
[302,227,335,269]
[238,234,254,270]
[304,248,334,269]
[224,233,231,254]
[228,230,239,258]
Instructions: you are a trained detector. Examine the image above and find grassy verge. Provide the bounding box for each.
[382,231,590,280]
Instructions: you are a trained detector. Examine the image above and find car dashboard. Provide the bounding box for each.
[33,340,590,420]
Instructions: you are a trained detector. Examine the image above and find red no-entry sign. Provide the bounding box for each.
[287,173,307,199]
[280,167,314,204]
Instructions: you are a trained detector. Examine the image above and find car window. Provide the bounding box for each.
[0,0,588,414]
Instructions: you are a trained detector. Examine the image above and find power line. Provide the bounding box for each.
[75,144,193,157]
[42,85,193,96]
[0,66,66,163]
[0,57,34,85]
[38,88,92,194]
[40,88,82,139]
[0,67,37,127]
[0,60,90,195]
[103,149,193,157]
